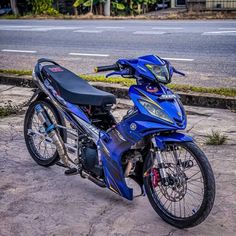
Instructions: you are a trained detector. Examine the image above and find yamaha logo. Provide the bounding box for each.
[130,123,137,131]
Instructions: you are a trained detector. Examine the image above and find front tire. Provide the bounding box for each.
[143,141,215,228]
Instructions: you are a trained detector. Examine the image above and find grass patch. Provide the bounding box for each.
[0,14,19,19]
[168,84,236,97]
[82,74,135,87]
[0,69,236,97]
[0,101,20,118]
[205,130,228,145]
[82,74,236,97]
[0,69,32,76]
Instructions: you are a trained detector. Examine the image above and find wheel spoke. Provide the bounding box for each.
[187,170,201,180]
[148,143,205,220]
[27,103,58,161]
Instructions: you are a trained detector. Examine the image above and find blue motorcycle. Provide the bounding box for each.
[24,55,215,228]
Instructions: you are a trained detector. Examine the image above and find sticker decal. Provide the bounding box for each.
[146,85,159,93]
[49,67,64,73]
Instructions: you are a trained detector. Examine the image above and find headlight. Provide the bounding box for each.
[139,100,173,124]
[146,64,170,84]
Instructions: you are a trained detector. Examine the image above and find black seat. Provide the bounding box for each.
[42,65,116,106]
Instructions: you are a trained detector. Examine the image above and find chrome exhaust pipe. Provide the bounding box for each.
[34,104,76,169]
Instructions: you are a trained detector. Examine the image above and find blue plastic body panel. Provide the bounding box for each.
[154,133,193,150]
[98,82,188,200]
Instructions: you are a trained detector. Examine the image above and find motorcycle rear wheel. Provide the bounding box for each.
[24,99,66,167]
[143,141,215,228]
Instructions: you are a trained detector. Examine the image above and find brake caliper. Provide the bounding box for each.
[144,168,160,188]
[152,168,160,188]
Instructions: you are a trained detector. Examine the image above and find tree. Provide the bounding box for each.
[10,0,19,15]
[90,0,93,13]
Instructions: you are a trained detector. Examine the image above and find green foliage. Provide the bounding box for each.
[205,130,228,145]
[73,0,101,8]
[84,0,92,7]
[111,0,157,16]
[112,2,125,11]
[27,0,59,16]
[73,0,85,8]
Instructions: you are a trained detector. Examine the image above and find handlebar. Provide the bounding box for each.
[94,64,119,73]
[172,67,185,76]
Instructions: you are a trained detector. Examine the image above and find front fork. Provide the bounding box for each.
[34,104,74,168]
[151,137,169,186]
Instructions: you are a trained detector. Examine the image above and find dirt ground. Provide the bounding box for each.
[0,86,236,236]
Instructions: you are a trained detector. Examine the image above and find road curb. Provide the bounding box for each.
[0,73,235,110]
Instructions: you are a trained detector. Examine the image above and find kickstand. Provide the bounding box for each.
[134,185,146,198]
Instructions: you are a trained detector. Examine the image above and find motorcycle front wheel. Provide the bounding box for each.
[143,141,215,228]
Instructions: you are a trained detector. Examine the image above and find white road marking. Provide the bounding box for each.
[73,30,102,33]
[218,28,236,30]
[0,26,83,31]
[0,28,49,31]
[69,53,109,57]
[96,26,124,29]
[152,27,183,30]
[202,31,236,35]
[1,49,37,53]
[163,57,194,62]
[133,31,166,35]
[0,26,33,28]
[39,26,83,30]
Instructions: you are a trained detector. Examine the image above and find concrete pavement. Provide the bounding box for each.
[0,20,236,88]
[0,86,236,235]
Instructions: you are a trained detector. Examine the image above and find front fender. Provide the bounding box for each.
[155,132,193,150]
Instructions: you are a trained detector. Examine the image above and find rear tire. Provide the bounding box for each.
[24,99,66,167]
[143,141,215,228]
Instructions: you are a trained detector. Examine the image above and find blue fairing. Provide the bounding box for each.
[98,127,134,200]
[116,84,187,143]
[99,80,188,200]
[155,133,193,150]
[117,55,173,83]
[66,102,90,123]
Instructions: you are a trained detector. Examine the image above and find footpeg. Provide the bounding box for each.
[64,168,78,175]
[56,161,68,168]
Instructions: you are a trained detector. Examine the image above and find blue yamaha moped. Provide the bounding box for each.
[24,55,215,228]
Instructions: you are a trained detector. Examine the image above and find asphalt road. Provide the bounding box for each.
[0,19,236,88]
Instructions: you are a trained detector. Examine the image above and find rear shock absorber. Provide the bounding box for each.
[151,137,169,186]
[34,104,74,169]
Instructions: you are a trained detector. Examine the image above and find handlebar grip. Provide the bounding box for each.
[175,70,185,76]
[173,67,185,76]
[94,64,118,73]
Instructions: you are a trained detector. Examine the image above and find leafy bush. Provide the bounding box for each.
[27,0,59,16]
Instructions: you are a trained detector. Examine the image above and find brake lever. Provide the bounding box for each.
[106,69,130,78]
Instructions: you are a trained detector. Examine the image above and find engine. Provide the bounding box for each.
[80,141,103,177]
